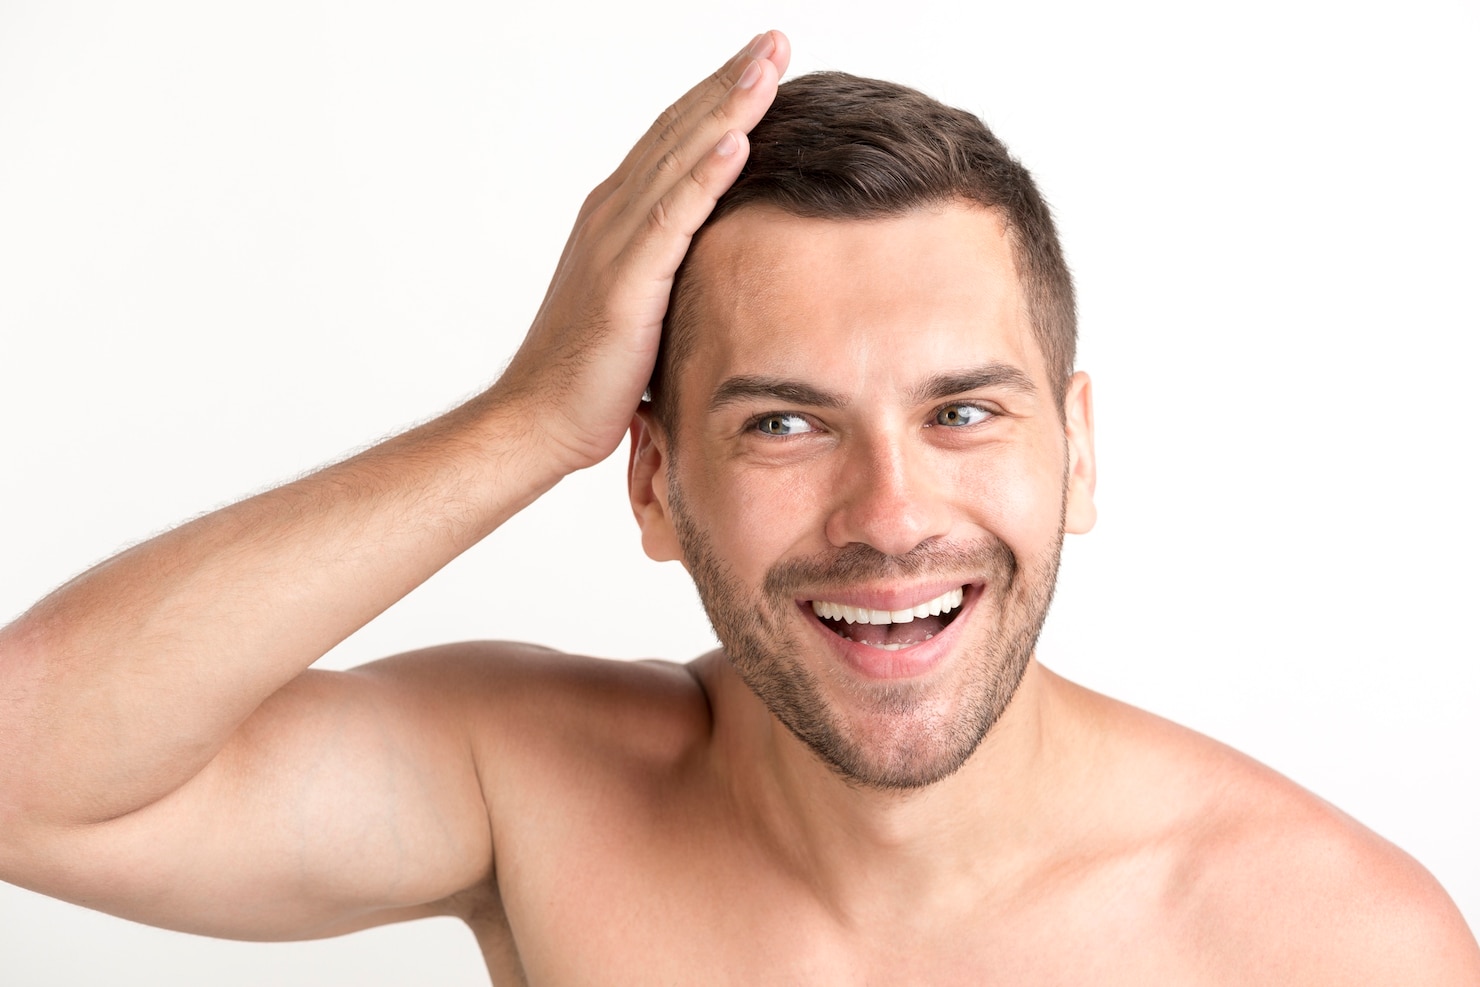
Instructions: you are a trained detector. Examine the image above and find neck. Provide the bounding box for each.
[699,655,1095,920]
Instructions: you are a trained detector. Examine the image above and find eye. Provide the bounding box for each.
[751,412,814,437]
[932,403,992,427]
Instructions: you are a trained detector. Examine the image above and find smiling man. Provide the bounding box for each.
[1,32,1476,985]
[638,198,1085,794]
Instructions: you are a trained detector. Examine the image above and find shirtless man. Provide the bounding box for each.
[1,31,1476,984]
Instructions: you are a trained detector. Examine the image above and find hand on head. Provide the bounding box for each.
[495,31,791,475]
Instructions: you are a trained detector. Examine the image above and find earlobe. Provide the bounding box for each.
[627,410,684,562]
[1062,371,1097,535]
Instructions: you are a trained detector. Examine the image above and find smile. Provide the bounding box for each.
[809,587,965,651]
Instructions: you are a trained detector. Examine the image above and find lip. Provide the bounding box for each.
[796,582,982,681]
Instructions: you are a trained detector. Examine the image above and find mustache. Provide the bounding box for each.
[763,537,1016,599]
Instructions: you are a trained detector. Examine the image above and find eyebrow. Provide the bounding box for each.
[708,375,848,413]
[707,363,1038,414]
[909,364,1038,405]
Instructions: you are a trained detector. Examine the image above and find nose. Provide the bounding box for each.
[823,437,952,557]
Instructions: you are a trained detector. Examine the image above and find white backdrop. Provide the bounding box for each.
[1,1,1475,982]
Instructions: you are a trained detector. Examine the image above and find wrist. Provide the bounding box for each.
[446,385,578,524]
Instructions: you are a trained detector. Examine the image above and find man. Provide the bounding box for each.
[0,30,1476,984]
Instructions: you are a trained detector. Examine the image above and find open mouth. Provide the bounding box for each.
[808,587,965,651]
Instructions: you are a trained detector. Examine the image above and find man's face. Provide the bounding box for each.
[633,203,1095,790]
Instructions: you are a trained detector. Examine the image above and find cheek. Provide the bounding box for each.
[943,441,1066,549]
[684,457,825,565]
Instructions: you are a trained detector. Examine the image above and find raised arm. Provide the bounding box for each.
[0,31,789,939]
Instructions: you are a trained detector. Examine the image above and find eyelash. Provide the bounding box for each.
[744,402,996,438]
[747,412,815,437]
[929,402,994,427]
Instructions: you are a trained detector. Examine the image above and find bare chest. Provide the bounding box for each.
[462,826,1208,986]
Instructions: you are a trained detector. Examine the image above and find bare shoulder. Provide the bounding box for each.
[1183,755,1479,983]
[356,639,713,778]
[1061,680,1480,984]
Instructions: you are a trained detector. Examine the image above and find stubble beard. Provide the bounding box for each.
[667,470,1065,792]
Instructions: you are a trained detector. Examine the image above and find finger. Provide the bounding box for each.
[618,127,753,290]
[609,32,768,180]
[618,52,780,229]
[550,31,784,287]
[602,31,787,201]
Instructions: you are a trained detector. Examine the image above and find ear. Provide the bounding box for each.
[1062,371,1097,534]
[627,408,684,562]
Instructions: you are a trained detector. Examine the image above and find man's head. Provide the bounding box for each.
[647,71,1077,432]
[628,73,1095,791]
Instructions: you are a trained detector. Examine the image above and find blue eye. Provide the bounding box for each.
[753,413,813,436]
[933,404,991,427]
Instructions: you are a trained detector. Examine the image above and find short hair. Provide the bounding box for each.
[647,71,1076,430]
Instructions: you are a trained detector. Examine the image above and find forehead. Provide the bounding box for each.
[679,203,1043,405]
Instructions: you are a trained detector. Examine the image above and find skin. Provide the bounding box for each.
[0,30,1476,986]
[648,204,1080,793]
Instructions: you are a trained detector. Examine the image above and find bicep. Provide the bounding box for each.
[7,654,497,941]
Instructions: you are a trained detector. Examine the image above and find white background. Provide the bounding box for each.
[1,0,1476,982]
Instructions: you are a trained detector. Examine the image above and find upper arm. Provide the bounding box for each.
[3,644,508,941]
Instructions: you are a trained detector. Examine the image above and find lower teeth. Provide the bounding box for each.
[853,633,933,651]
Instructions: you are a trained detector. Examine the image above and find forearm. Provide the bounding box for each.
[0,29,788,917]
[0,386,558,828]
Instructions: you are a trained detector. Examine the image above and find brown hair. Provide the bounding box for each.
[648,71,1076,428]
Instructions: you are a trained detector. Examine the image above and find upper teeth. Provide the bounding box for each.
[810,587,964,626]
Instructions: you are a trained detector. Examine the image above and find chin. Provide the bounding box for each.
[750,631,1033,791]
[667,475,1064,792]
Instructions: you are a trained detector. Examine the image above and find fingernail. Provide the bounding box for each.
[736,59,761,90]
[715,131,739,157]
[749,31,775,59]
